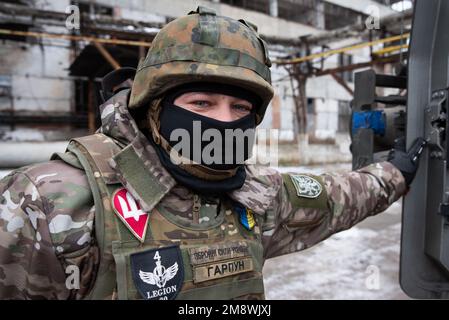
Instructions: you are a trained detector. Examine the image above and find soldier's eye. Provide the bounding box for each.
[193,100,210,108]
[233,104,252,112]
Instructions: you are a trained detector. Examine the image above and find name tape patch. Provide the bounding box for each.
[188,241,250,265]
[192,257,254,283]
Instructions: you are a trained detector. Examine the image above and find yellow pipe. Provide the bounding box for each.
[274,33,410,65]
[0,28,151,47]
[372,44,408,56]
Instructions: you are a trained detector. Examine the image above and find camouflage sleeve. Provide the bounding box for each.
[0,159,96,300]
[262,161,407,259]
[0,169,70,299]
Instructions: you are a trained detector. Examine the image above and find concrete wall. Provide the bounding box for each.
[103,0,321,38]
[325,0,395,16]
[259,58,297,141]
[0,0,73,141]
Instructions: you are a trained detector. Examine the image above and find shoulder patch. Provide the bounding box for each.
[282,173,328,210]
[289,174,322,198]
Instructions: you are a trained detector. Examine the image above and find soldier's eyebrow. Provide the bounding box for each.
[182,92,215,98]
[183,92,252,104]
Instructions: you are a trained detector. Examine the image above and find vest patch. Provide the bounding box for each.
[234,204,256,231]
[112,188,149,242]
[130,245,184,300]
[289,174,323,198]
[188,241,250,265]
[193,257,254,283]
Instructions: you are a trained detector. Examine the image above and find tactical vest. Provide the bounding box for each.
[60,133,266,300]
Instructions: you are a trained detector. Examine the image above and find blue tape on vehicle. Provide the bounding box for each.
[352,111,386,136]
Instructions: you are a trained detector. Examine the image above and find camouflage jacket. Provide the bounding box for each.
[0,90,406,299]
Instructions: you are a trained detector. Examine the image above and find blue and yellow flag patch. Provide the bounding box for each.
[234,204,255,231]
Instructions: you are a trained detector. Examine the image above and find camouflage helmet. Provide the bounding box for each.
[129,6,274,124]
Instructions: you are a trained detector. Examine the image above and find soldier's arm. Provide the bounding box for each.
[262,161,406,259]
[0,169,70,299]
[0,157,99,300]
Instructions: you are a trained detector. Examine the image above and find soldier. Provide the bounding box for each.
[0,7,425,300]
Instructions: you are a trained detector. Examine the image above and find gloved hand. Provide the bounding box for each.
[387,137,427,186]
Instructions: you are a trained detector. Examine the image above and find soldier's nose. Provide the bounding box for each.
[214,102,236,122]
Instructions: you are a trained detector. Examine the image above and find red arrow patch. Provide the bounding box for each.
[112,188,149,242]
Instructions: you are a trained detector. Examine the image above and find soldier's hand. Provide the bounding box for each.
[387,137,427,186]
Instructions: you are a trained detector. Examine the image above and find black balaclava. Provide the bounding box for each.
[147,82,260,195]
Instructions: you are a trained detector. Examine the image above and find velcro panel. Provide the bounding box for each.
[113,144,168,211]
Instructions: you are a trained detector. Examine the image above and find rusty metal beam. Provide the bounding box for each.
[93,41,121,70]
[330,72,354,96]
[0,28,152,47]
[87,80,97,133]
[313,54,403,77]
[0,112,87,125]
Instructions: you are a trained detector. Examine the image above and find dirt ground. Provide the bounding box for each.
[264,163,409,300]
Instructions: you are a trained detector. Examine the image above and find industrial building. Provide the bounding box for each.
[0,0,412,167]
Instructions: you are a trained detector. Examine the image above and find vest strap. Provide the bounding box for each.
[72,134,122,184]
[67,134,130,299]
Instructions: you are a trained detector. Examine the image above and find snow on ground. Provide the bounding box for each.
[263,212,407,299]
